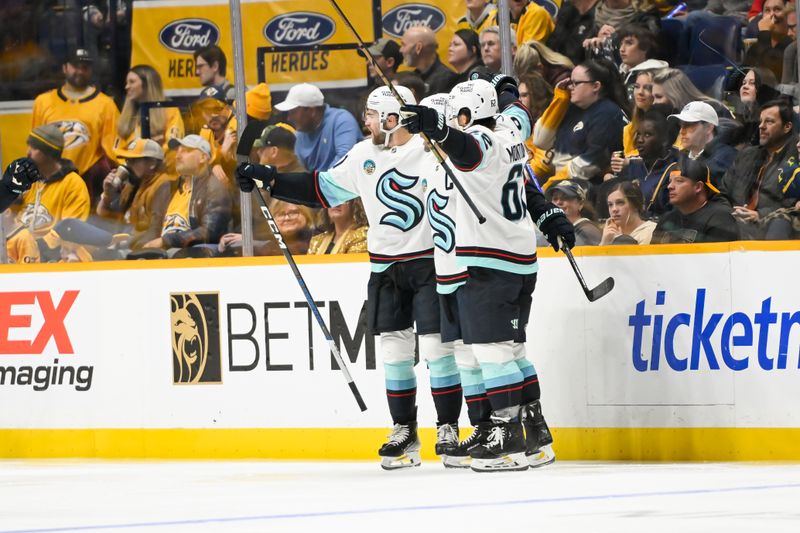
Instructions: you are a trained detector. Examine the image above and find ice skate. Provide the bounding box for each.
[469,418,528,473]
[378,422,421,470]
[522,400,556,468]
[443,422,494,468]
[435,422,460,467]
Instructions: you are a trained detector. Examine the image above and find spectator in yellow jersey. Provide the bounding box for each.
[96,138,173,250]
[142,134,231,254]
[457,0,497,34]
[115,65,184,157]
[32,49,119,206]
[486,0,555,45]
[12,124,91,261]
[308,199,369,255]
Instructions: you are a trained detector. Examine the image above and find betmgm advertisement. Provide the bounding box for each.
[131,0,462,92]
[1,246,799,459]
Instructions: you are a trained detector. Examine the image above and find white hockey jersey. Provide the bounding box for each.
[316,135,436,272]
[453,105,539,275]
[425,157,468,294]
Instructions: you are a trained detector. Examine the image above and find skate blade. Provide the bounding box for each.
[441,455,471,469]
[470,452,529,473]
[526,445,556,468]
[380,451,421,470]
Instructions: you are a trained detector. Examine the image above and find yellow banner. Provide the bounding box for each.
[131,0,461,93]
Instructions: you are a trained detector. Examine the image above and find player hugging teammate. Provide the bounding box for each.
[236,73,575,472]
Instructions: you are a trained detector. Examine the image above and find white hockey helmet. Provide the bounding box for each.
[446,79,498,130]
[366,85,416,124]
[419,93,449,118]
[366,85,416,144]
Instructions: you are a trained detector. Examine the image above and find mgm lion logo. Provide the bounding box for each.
[170,292,221,384]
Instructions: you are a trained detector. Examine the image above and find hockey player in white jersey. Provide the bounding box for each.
[402,75,575,471]
[235,86,463,470]
[417,93,494,468]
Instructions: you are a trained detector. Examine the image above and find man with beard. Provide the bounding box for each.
[32,49,119,206]
[236,86,464,470]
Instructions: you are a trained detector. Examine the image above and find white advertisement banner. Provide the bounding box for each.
[0,247,799,431]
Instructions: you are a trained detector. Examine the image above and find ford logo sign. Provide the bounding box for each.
[159,19,220,54]
[382,3,445,38]
[264,12,336,47]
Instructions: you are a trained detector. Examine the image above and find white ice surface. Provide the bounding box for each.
[1,460,799,532]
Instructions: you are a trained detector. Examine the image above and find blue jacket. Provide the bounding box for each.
[296,105,361,172]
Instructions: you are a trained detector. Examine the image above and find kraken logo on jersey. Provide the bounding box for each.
[376,169,424,231]
[427,190,455,253]
[170,292,222,385]
[52,120,90,150]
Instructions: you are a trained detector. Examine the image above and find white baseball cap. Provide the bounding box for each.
[669,101,719,126]
[168,134,212,158]
[274,83,324,111]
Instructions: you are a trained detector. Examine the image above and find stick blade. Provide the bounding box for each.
[586,277,615,302]
[236,121,263,159]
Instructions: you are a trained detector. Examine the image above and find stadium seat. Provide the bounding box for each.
[676,64,731,100]
[660,17,688,66]
[686,15,742,66]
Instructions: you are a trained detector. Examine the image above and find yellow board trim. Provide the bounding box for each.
[2,428,800,461]
[2,241,800,274]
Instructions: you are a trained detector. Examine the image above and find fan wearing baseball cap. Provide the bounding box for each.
[275,83,360,171]
[669,101,737,190]
[96,138,174,250]
[653,156,740,244]
[31,48,120,207]
[140,134,231,253]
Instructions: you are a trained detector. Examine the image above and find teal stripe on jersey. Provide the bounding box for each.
[436,280,467,294]
[317,171,359,206]
[459,366,486,397]
[503,105,532,139]
[427,354,460,389]
[481,361,524,389]
[457,256,539,275]
[384,360,416,391]
[516,357,537,379]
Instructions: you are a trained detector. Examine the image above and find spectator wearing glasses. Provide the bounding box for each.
[549,59,628,188]
[193,45,235,102]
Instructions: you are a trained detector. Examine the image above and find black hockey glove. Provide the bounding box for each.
[236,162,276,193]
[535,203,576,252]
[2,157,42,195]
[468,70,519,98]
[400,104,449,142]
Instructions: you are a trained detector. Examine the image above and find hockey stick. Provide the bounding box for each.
[559,237,615,302]
[237,122,367,412]
[524,164,613,302]
[328,0,486,224]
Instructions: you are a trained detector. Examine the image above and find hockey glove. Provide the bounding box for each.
[235,162,276,193]
[400,104,449,142]
[536,204,576,252]
[2,157,42,195]
[468,70,519,98]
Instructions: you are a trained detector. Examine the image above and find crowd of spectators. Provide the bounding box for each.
[5,0,800,263]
